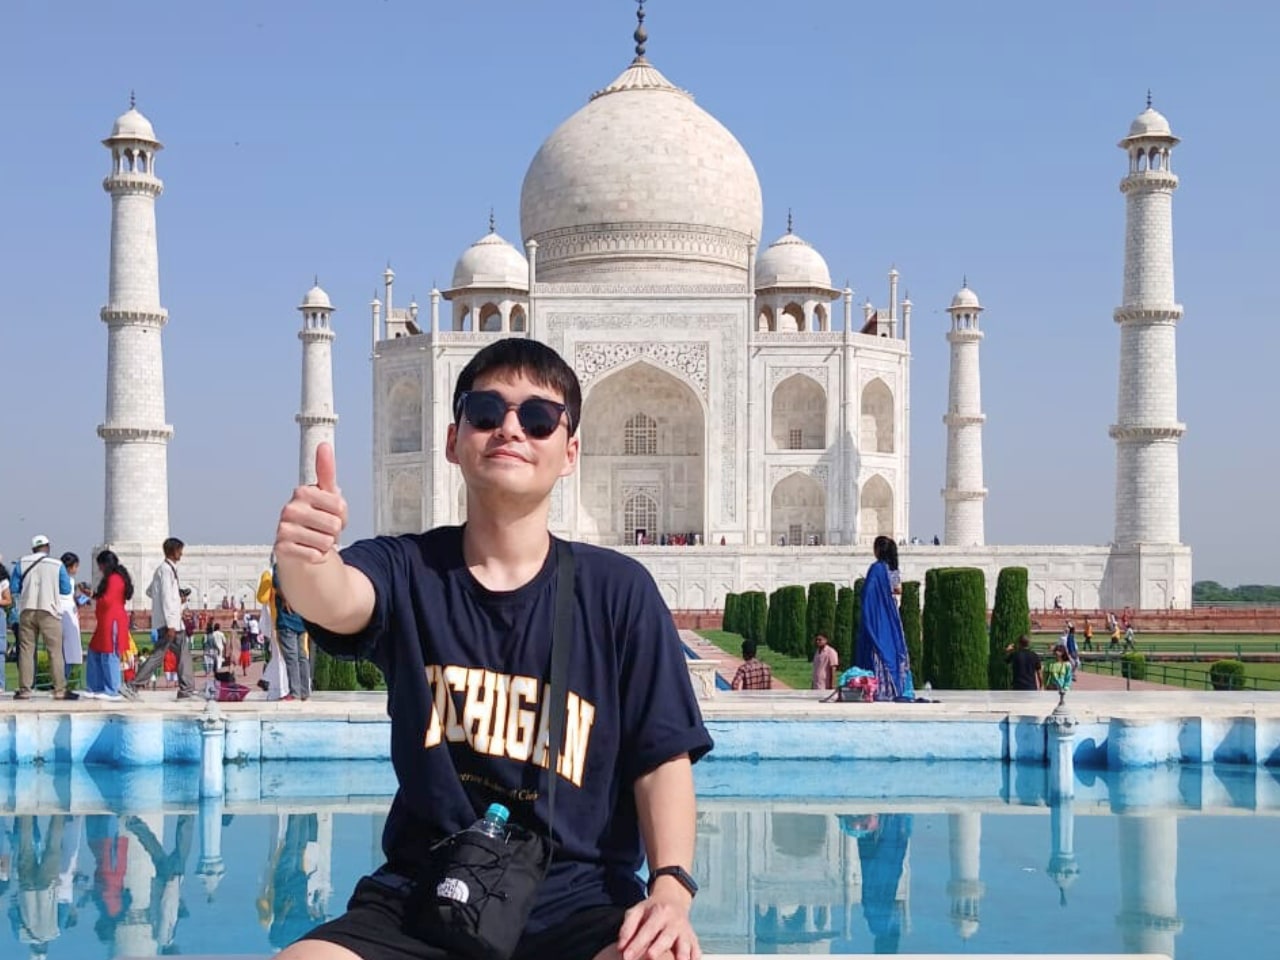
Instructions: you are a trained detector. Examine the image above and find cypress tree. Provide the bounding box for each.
[900,580,923,678]
[922,568,941,685]
[849,578,865,665]
[764,589,778,649]
[806,582,837,647]
[748,591,768,646]
[834,587,855,666]
[933,568,989,689]
[722,593,739,635]
[356,659,383,690]
[988,567,1030,690]
[781,585,808,658]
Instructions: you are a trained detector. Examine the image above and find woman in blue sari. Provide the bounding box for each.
[855,536,912,700]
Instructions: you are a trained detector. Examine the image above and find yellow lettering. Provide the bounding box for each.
[423,664,445,748]
[505,675,538,761]
[489,673,509,757]
[559,692,597,787]
[443,666,468,743]
[531,683,552,769]
[462,669,498,753]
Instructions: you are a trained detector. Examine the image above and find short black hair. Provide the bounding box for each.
[741,639,758,660]
[452,338,582,436]
[163,537,184,557]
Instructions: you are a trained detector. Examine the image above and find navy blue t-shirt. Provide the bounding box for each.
[305,526,713,933]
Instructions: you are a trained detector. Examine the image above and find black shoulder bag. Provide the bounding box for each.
[413,540,576,960]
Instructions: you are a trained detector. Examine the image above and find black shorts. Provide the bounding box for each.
[301,873,625,960]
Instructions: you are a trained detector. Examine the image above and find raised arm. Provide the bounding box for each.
[274,443,375,636]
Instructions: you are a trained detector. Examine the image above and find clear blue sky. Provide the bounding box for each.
[2,0,1276,586]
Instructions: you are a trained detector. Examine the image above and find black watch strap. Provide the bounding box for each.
[647,865,698,898]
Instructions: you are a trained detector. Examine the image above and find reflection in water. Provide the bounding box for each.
[17,761,1279,956]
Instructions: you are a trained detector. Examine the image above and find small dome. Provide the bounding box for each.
[949,284,981,309]
[755,231,834,290]
[300,284,332,309]
[1121,106,1178,146]
[107,107,158,143]
[450,231,529,291]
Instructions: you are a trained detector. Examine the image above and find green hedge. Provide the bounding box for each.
[356,659,383,690]
[922,568,941,686]
[900,581,922,678]
[313,648,358,691]
[834,587,856,666]
[931,567,989,690]
[806,582,836,648]
[1121,652,1147,682]
[988,567,1029,690]
[312,648,332,690]
[1210,659,1245,690]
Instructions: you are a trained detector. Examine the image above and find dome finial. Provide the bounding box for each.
[786,208,793,234]
[314,274,319,287]
[1146,88,1153,109]
[633,0,648,60]
[129,89,136,110]
[962,274,968,288]
[488,207,496,233]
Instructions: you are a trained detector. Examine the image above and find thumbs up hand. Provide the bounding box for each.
[275,443,349,564]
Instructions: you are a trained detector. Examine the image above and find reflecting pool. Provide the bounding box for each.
[2,760,1278,957]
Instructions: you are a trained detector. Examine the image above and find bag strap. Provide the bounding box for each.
[544,538,575,861]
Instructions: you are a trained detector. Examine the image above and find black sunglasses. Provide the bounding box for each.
[455,390,569,440]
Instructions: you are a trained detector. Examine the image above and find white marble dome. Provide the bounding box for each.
[300,283,332,309]
[520,58,763,282]
[949,285,981,309]
[106,107,158,143]
[755,230,834,290]
[451,230,529,291]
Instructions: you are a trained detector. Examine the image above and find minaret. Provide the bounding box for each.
[1111,97,1185,547]
[1116,815,1182,956]
[297,281,337,485]
[942,281,987,546]
[98,97,173,549]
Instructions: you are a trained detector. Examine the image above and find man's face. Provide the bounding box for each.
[815,637,827,652]
[445,371,579,505]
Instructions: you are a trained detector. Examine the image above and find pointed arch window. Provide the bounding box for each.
[624,412,658,456]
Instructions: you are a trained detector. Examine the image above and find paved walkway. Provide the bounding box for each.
[1070,668,1179,691]
[679,630,791,689]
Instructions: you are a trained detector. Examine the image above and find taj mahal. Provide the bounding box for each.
[93,8,1191,611]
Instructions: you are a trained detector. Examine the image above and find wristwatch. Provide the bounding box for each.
[647,865,698,899]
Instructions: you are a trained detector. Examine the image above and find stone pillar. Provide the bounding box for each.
[198,702,225,798]
[1111,104,1185,548]
[99,103,173,554]
[946,812,984,941]
[196,795,227,901]
[1046,696,1077,800]
[942,284,987,546]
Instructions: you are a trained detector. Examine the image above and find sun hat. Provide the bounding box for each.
[31,535,50,549]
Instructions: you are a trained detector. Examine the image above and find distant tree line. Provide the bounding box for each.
[1193,581,1280,604]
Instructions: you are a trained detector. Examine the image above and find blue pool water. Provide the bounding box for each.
[2,760,1277,957]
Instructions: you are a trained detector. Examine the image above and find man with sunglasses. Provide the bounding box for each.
[273,338,712,960]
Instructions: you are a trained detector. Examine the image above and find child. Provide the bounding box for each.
[239,632,253,676]
[162,646,178,688]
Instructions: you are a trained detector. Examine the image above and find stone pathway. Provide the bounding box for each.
[1070,668,1179,691]
[679,630,791,689]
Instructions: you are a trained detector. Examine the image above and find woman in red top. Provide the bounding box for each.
[87,550,133,700]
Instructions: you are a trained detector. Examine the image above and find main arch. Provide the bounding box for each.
[578,361,705,544]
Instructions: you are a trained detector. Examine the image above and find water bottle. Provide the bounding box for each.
[467,803,510,840]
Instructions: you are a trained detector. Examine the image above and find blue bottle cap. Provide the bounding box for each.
[485,803,510,823]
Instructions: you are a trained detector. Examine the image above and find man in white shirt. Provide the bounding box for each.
[126,538,196,700]
[10,535,75,700]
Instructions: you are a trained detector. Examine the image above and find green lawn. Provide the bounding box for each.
[1081,658,1280,691]
[697,629,814,690]
[1057,633,1280,654]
